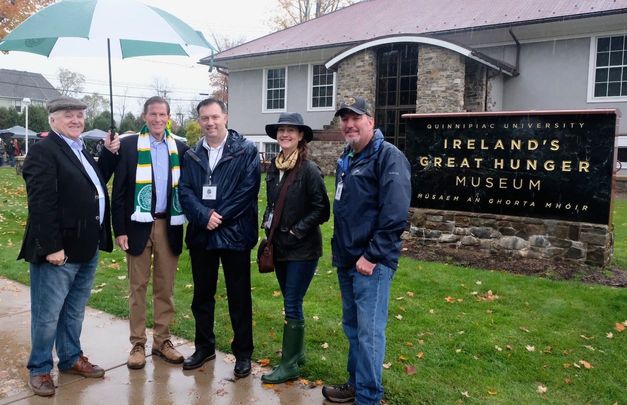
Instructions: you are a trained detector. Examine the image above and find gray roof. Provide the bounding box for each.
[0,69,61,102]
[206,0,627,63]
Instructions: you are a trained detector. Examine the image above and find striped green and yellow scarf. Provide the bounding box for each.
[131,125,185,225]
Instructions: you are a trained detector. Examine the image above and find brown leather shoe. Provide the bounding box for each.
[152,339,184,364]
[61,355,105,378]
[29,373,55,396]
[127,343,146,369]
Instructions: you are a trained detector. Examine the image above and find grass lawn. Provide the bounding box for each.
[0,166,625,403]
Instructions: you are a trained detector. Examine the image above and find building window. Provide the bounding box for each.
[308,64,335,110]
[263,67,287,112]
[590,35,627,100]
[264,142,280,160]
[375,43,419,151]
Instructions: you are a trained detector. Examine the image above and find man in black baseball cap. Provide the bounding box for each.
[323,96,411,405]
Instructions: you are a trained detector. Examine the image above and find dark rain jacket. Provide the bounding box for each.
[332,129,411,270]
[262,158,330,262]
[179,130,260,252]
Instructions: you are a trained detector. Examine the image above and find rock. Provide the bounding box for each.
[495,236,529,250]
[529,235,550,248]
[565,245,585,259]
[424,229,442,239]
[460,236,480,246]
[438,234,460,243]
[470,227,492,239]
[499,226,517,236]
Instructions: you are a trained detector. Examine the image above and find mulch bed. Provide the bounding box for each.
[402,238,627,288]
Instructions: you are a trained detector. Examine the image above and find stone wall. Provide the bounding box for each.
[464,61,487,112]
[335,49,377,115]
[309,130,345,176]
[416,45,465,113]
[408,207,612,267]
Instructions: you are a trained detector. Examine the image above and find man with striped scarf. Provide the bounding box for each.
[109,96,189,369]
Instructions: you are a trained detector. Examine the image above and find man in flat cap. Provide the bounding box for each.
[322,96,411,405]
[18,96,120,397]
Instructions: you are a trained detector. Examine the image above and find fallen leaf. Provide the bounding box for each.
[563,363,571,369]
[395,314,403,320]
[445,296,456,303]
[321,342,329,349]
[398,355,407,361]
[495,345,503,352]
[395,296,405,301]
[487,389,497,396]
[315,380,323,386]
[258,358,271,367]
[404,341,414,347]
[526,345,535,352]
[416,352,424,359]
[272,291,281,297]
[403,365,416,375]
[429,309,435,314]
[537,384,547,394]
[579,360,593,369]
[573,362,581,369]
[184,284,193,289]
[475,281,482,285]
[615,322,626,332]
[580,334,594,340]
[312,315,320,321]
[506,344,513,351]
[461,391,470,398]
[606,332,614,339]
[520,326,530,333]
[584,345,595,351]
[383,362,392,369]
[455,349,462,353]
[564,377,572,384]
[117,275,127,280]
[406,291,415,297]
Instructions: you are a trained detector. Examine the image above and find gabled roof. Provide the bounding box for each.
[0,69,61,102]
[206,0,627,63]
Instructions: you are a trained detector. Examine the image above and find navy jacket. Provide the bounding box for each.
[179,130,260,251]
[332,129,411,270]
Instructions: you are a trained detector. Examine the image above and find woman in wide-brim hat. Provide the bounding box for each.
[260,112,330,384]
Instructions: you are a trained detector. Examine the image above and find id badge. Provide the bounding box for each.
[335,182,344,201]
[202,186,217,200]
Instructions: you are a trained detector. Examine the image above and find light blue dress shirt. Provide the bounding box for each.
[150,134,169,214]
[59,134,105,226]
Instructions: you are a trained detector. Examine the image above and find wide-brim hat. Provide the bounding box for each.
[265,112,313,143]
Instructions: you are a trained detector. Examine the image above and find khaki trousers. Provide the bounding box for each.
[127,219,179,347]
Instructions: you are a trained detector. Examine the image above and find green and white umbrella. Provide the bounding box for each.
[0,0,216,130]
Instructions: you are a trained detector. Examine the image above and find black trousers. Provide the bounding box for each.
[189,248,254,360]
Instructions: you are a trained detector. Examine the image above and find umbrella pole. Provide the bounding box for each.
[107,38,116,140]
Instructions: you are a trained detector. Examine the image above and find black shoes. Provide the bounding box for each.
[322,383,356,403]
[234,358,251,378]
[182,350,216,370]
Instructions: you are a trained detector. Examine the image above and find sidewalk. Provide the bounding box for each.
[0,277,324,404]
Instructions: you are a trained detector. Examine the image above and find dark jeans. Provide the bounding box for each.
[189,248,253,360]
[275,259,318,320]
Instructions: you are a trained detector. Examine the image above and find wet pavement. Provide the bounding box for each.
[0,277,324,404]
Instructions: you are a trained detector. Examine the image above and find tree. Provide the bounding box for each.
[0,0,54,40]
[91,110,115,131]
[152,77,171,100]
[207,34,246,104]
[81,93,107,126]
[184,120,201,146]
[271,0,354,30]
[57,68,86,97]
[119,112,143,134]
[19,105,48,132]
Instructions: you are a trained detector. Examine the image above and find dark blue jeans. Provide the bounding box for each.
[337,263,394,405]
[28,251,99,376]
[275,259,318,320]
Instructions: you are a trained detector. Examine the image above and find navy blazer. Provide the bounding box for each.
[106,134,188,256]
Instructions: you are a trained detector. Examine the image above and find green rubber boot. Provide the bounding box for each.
[261,319,305,384]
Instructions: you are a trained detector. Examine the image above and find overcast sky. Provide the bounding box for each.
[0,0,277,119]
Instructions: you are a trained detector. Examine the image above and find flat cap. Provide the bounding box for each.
[335,96,372,117]
[47,96,87,113]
